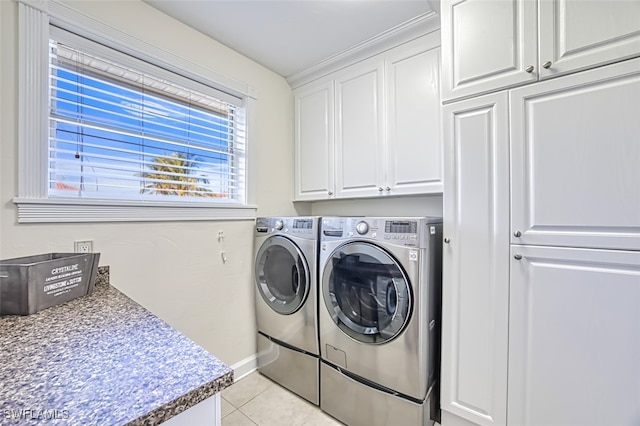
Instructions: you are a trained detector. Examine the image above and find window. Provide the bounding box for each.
[15,0,256,222]
[50,33,245,203]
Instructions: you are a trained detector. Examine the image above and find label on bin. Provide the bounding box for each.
[42,263,84,297]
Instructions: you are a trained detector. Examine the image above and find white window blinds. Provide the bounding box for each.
[48,27,247,204]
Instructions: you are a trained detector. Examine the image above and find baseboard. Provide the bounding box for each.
[230,353,258,382]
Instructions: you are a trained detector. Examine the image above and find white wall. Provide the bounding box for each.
[0,0,306,367]
[309,195,442,218]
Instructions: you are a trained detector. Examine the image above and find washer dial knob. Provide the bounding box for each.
[274,220,284,231]
[356,221,369,235]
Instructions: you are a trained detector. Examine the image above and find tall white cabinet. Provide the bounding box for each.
[441,1,640,425]
[507,57,640,426]
[441,92,510,426]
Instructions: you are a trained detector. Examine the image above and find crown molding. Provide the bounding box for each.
[286,11,440,89]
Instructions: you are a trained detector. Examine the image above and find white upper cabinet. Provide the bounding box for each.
[386,41,443,195]
[441,91,510,426]
[294,80,335,200]
[334,58,385,199]
[441,0,537,102]
[294,32,443,201]
[510,57,640,251]
[441,0,640,102]
[508,245,640,426]
[538,0,640,80]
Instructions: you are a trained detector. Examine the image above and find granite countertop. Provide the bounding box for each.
[0,267,234,425]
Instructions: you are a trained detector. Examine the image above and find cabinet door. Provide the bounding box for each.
[334,59,385,198]
[441,0,537,103]
[509,245,640,426]
[441,92,510,426]
[294,80,334,201]
[385,33,443,196]
[511,57,640,251]
[538,0,640,80]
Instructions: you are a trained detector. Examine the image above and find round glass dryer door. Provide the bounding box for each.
[255,236,310,315]
[322,242,412,344]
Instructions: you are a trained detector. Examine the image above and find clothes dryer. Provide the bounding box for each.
[254,216,320,405]
[318,217,442,425]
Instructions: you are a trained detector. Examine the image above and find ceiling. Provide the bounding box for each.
[143,0,439,80]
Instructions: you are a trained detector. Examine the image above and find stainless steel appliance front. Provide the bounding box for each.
[318,217,442,425]
[321,362,433,426]
[254,217,320,404]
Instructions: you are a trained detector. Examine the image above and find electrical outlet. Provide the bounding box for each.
[74,240,93,253]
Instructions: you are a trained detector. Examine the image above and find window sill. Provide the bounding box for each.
[13,197,257,223]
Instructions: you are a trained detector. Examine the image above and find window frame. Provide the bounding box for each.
[14,0,257,223]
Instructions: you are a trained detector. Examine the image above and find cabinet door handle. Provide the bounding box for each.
[525,65,534,73]
[328,191,333,196]
[444,238,451,244]
[385,187,391,192]
[514,254,523,260]
[542,61,552,69]
[514,230,522,237]
[378,187,383,192]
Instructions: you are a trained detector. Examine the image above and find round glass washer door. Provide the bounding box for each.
[255,235,310,315]
[322,241,412,344]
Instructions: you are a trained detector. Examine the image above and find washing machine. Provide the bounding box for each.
[318,217,442,426]
[254,216,320,405]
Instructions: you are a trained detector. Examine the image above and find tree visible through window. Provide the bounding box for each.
[48,39,245,203]
[140,153,223,198]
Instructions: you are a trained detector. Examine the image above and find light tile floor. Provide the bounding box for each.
[221,371,344,426]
